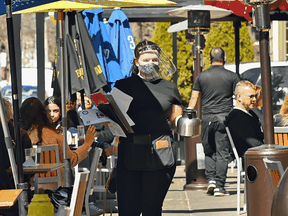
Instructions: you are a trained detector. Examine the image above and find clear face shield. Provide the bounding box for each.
[137,45,177,81]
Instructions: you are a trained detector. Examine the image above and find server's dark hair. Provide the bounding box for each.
[130,40,159,76]
[210,47,225,63]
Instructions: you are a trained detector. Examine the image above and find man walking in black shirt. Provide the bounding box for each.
[188,47,240,196]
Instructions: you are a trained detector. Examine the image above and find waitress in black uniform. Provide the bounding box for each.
[113,40,183,216]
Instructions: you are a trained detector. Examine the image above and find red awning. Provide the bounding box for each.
[205,0,288,21]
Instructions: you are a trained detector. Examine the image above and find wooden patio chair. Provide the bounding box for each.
[33,144,61,192]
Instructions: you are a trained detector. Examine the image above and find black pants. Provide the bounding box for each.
[117,142,176,216]
[201,114,231,188]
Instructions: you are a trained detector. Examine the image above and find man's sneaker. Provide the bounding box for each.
[88,202,103,216]
[206,180,216,195]
[214,188,230,197]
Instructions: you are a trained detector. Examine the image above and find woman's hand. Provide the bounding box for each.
[85,125,97,145]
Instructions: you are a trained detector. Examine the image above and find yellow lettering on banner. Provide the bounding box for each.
[78,55,82,66]
[80,68,84,80]
[52,71,59,81]
[74,39,78,52]
[94,67,99,75]
[75,68,84,80]
[52,71,56,81]
[94,65,103,75]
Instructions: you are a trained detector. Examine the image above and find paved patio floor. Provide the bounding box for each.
[98,164,247,216]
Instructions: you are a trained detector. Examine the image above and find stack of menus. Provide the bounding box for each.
[91,92,134,134]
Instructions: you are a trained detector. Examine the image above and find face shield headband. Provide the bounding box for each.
[136,45,177,81]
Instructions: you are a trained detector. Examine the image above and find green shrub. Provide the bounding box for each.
[152,22,193,106]
[151,21,254,106]
[203,22,255,70]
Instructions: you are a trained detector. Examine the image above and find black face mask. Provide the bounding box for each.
[138,63,161,81]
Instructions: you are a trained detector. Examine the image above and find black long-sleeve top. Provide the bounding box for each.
[226,108,264,158]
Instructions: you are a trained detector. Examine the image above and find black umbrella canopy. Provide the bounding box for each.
[52,11,107,100]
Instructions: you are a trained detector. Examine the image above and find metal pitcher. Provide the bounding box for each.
[177,108,201,137]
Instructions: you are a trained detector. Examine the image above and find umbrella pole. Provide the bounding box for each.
[0,93,19,188]
[81,92,85,109]
[5,0,29,215]
[58,10,73,187]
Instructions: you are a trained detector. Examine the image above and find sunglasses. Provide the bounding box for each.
[244,94,257,99]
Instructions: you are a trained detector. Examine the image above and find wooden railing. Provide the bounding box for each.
[274,127,288,146]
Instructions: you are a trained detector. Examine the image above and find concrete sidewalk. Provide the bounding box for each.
[105,164,246,216]
[162,165,246,216]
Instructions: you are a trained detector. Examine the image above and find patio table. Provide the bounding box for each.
[0,189,23,209]
[7,163,66,175]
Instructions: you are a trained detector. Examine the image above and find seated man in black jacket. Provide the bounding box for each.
[82,95,114,160]
[226,80,264,161]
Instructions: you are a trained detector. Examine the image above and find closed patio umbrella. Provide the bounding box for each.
[82,8,123,91]
[106,8,136,78]
[52,10,108,99]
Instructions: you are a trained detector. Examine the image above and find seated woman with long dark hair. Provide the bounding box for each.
[43,96,75,144]
[43,96,72,131]
[20,97,97,190]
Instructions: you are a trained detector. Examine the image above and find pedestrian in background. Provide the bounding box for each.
[188,47,240,196]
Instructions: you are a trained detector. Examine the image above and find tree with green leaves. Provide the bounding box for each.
[203,22,254,70]
[150,21,254,105]
[151,22,193,106]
